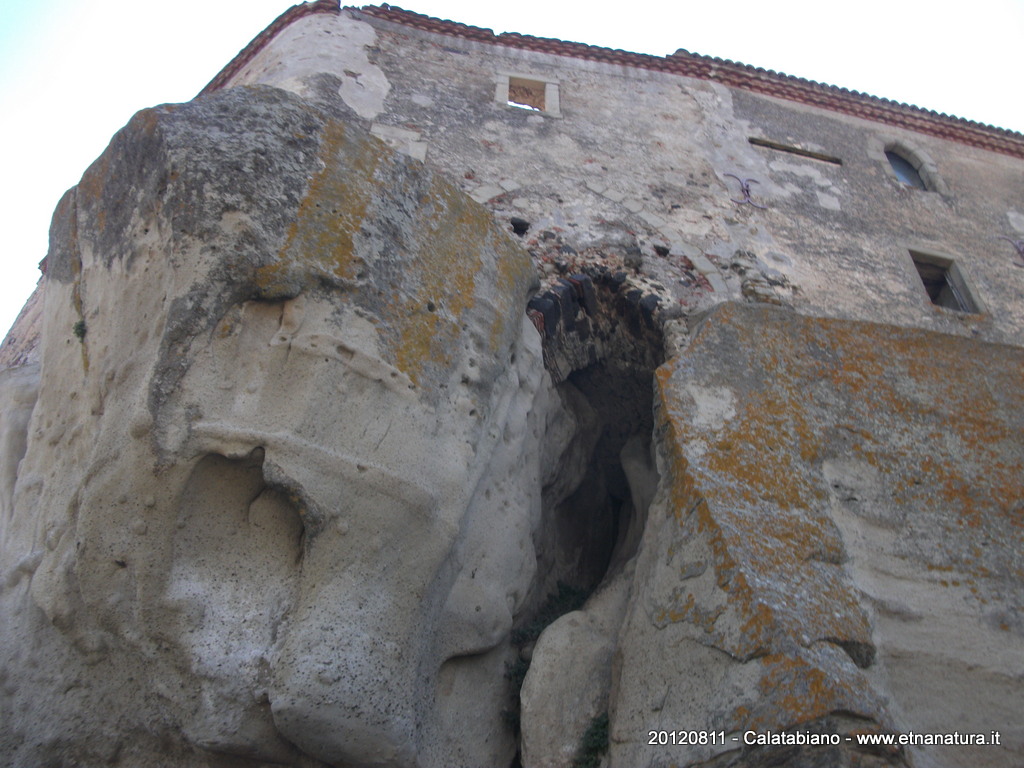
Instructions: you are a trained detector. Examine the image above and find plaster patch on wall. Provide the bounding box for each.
[469,185,505,204]
[227,15,391,120]
[371,123,427,161]
[329,17,390,119]
[816,191,841,211]
[769,160,832,185]
[770,160,842,209]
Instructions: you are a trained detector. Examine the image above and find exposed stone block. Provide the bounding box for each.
[470,184,505,203]
[639,293,661,328]
[689,253,719,275]
[638,210,666,227]
[705,272,729,295]
[528,295,560,337]
[567,273,598,315]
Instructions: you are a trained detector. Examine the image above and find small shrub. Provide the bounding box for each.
[572,712,609,768]
[72,320,87,341]
[503,582,590,738]
[510,582,588,646]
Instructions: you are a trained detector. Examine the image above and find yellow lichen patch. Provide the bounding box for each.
[656,362,854,659]
[253,114,532,388]
[256,120,380,297]
[731,653,875,733]
[394,309,459,379]
[388,179,495,381]
[651,304,1021,739]
[655,591,726,633]
[658,303,1023,666]
[488,229,536,353]
[692,323,828,510]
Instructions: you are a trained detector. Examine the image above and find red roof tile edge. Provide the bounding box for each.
[200,1,1024,161]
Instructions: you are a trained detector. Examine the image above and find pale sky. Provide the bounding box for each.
[2,0,1022,340]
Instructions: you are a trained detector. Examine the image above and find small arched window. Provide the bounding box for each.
[885,150,926,190]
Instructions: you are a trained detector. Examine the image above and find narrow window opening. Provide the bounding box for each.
[886,150,927,189]
[507,76,545,112]
[748,137,843,165]
[910,251,978,313]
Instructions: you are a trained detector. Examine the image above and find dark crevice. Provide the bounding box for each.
[526,362,660,610]
[503,268,667,757]
[829,638,876,669]
[526,265,667,603]
[510,217,530,236]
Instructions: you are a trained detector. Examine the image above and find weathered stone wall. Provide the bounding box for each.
[220,8,1024,347]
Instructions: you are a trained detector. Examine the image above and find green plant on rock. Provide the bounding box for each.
[72,320,87,341]
[510,581,588,646]
[502,582,590,737]
[572,712,609,768]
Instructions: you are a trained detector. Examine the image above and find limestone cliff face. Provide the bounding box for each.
[1,84,1022,768]
[517,304,1023,768]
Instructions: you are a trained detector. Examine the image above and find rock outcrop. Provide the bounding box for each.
[1,82,1021,768]
[611,304,1023,768]
[0,85,554,768]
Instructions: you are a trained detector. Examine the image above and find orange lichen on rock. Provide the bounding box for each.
[256,120,378,297]
[252,115,532,388]
[645,302,1023,736]
[654,307,874,662]
[385,174,527,383]
[738,652,881,733]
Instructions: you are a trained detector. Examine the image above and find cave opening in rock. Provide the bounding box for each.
[503,277,667,757]
[524,272,668,624]
[539,362,657,599]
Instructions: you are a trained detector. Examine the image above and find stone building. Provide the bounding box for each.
[0,3,1021,768]
[205,2,1024,345]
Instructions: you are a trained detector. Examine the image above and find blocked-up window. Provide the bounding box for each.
[868,137,948,194]
[495,74,560,117]
[910,250,979,313]
[508,77,546,111]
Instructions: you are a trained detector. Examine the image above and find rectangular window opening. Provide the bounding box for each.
[910,251,978,314]
[507,76,546,112]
